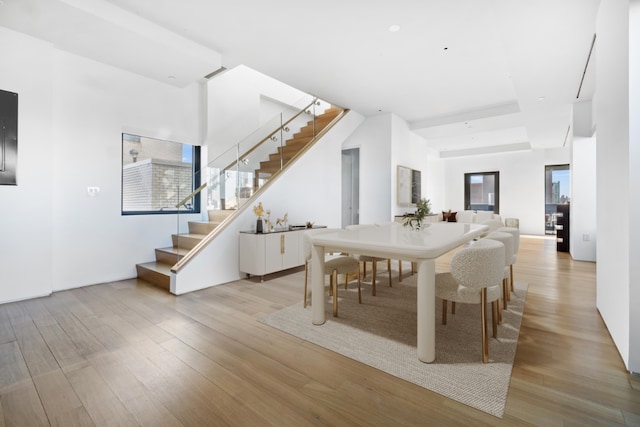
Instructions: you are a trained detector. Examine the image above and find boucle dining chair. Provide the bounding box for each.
[435,238,505,363]
[497,226,520,293]
[345,224,392,296]
[303,229,361,317]
[484,231,514,311]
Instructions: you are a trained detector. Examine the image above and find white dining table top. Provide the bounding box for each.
[310,222,488,261]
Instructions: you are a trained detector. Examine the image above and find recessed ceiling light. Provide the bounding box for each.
[538,96,545,101]
[388,24,401,33]
[168,75,176,81]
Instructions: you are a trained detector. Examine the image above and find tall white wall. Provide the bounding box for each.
[0,27,203,302]
[629,0,640,373]
[0,29,54,302]
[342,114,393,224]
[390,115,435,217]
[596,0,636,371]
[571,135,597,261]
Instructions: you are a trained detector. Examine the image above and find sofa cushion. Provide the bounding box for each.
[442,210,457,222]
[475,210,495,223]
[456,210,475,224]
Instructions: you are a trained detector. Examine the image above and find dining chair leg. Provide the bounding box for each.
[387,259,392,287]
[492,301,498,338]
[371,260,377,296]
[398,260,403,282]
[510,264,515,292]
[502,278,508,310]
[332,270,338,317]
[357,271,362,304]
[481,288,489,363]
[498,297,503,324]
[303,261,308,308]
[442,300,448,325]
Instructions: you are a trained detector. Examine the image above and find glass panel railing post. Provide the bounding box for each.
[279,113,284,170]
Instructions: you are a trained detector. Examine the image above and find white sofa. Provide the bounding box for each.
[441,210,505,233]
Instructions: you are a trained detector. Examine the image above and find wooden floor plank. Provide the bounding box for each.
[0,380,49,426]
[32,369,95,427]
[0,236,638,426]
[65,364,138,426]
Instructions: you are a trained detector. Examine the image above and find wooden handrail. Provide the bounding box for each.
[175,182,207,209]
[171,107,350,274]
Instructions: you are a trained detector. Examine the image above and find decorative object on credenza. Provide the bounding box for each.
[305,221,314,229]
[403,198,432,230]
[253,202,265,233]
[265,209,272,233]
[0,89,18,186]
[276,213,288,230]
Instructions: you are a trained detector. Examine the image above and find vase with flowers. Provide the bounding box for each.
[403,198,432,230]
[253,202,265,233]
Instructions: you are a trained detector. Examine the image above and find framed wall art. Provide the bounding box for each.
[397,165,412,206]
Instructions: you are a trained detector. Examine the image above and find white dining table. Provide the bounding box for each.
[310,221,488,363]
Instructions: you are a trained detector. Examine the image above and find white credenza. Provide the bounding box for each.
[239,227,323,281]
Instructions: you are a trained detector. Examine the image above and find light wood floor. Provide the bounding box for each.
[1,236,639,426]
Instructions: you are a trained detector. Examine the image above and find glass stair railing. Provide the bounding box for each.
[168,96,348,274]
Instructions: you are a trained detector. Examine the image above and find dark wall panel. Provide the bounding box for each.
[0,89,18,185]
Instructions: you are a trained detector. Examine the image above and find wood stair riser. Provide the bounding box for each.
[172,234,204,250]
[189,221,218,235]
[136,263,171,291]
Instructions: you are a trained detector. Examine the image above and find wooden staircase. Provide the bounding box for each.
[256,106,342,178]
[136,104,346,291]
[135,210,234,290]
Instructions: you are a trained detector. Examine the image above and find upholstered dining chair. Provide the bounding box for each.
[484,231,514,312]
[303,228,361,317]
[435,238,505,363]
[497,226,520,293]
[345,224,392,296]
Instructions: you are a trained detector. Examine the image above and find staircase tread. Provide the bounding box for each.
[157,246,191,256]
[138,261,172,273]
[173,233,207,239]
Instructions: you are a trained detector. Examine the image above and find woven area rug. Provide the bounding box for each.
[259,274,527,418]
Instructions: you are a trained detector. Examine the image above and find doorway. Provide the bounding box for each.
[342,148,360,227]
[545,164,570,235]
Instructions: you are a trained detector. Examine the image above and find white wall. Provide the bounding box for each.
[628,0,640,373]
[596,0,632,370]
[442,148,570,236]
[0,27,204,302]
[342,114,393,224]
[570,135,597,261]
[0,29,55,303]
[390,115,434,217]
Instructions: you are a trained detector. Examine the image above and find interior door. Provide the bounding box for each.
[341,148,360,227]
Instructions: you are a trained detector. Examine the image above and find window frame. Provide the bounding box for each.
[121,133,201,216]
[464,171,500,213]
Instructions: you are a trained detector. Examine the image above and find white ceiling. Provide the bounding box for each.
[0,0,600,156]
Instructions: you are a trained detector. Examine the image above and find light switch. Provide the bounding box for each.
[87,187,100,196]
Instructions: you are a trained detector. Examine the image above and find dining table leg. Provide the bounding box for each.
[311,244,326,325]
[416,258,436,363]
